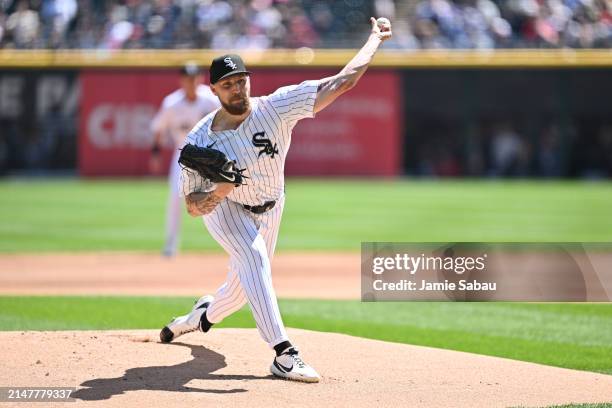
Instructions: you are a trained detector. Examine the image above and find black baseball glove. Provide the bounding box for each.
[178,143,247,186]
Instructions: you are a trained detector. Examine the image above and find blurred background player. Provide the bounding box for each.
[150,62,220,257]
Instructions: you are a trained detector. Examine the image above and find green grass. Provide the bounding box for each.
[542,405,612,408]
[1,296,611,375]
[514,404,612,408]
[541,404,612,408]
[1,179,612,252]
[2,179,611,380]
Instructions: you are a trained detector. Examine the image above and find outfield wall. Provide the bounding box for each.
[78,68,401,177]
[0,50,611,178]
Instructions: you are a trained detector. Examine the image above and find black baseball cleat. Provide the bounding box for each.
[160,326,174,343]
[158,295,214,343]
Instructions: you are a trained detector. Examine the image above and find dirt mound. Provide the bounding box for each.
[1,328,610,408]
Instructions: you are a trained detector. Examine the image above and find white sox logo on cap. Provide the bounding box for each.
[224,57,237,70]
[210,54,250,84]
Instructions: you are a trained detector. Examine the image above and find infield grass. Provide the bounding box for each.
[540,404,612,408]
[541,404,612,408]
[1,179,612,252]
[0,296,611,375]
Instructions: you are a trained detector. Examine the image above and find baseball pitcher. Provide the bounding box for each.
[160,18,392,382]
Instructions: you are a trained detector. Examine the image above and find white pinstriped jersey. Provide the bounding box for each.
[151,85,220,147]
[180,80,320,206]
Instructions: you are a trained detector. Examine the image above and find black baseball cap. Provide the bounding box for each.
[180,62,201,76]
[209,54,250,84]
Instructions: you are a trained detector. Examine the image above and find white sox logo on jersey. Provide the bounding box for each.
[252,131,278,158]
[224,57,237,70]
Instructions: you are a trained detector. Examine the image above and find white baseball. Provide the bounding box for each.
[376,17,391,31]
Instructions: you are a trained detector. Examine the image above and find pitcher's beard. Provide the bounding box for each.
[222,97,250,115]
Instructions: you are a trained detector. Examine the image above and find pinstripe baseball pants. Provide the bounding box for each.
[202,195,288,348]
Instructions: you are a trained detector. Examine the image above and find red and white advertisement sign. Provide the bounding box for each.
[79,69,401,176]
[252,70,401,176]
[79,70,179,176]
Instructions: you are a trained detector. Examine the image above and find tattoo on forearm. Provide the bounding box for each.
[316,36,382,97]
[339,35,381,77]
[186,192,223,216]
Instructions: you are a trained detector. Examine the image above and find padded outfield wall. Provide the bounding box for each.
[0,50,610,177]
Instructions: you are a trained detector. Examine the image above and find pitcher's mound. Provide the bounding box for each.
[1,328,611,408]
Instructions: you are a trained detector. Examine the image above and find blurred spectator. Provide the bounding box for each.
[0,15,5,47]
[465,125,486,176]
[599,124,612,176]
[6,0,40,48]
[40,0,77,48]
[0,0,608,49]
[490,123,529,176]
[537,124,564,177]
[407,115,612,179]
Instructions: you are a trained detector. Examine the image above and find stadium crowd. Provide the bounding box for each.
[409,120,612,178]
[0,0,609,50]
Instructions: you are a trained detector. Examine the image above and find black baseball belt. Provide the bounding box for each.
[243,200,276,214]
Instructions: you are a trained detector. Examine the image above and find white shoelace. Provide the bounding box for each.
[293,355,306,369]
[284,348,306,368]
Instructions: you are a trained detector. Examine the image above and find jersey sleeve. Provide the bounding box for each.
[178,166,217,197]
[151,97,172,134]
[178,114,216,196]
[267,80,320,123]
[183,115,211,147]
